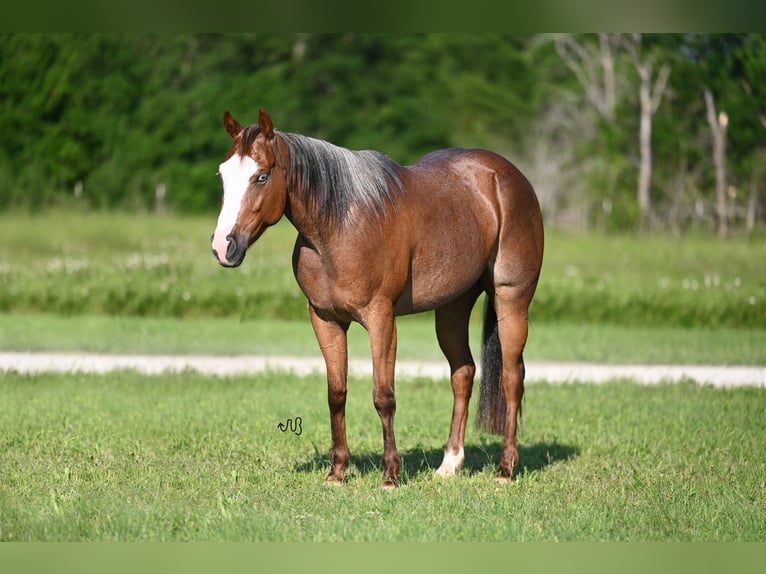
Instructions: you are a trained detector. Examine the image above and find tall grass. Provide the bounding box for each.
[0,210,764,326]
[1,369,764,541]
[538,230,766,328]
[0,211,304,319]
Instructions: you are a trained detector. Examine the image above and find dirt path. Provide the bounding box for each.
[1,351,764,388]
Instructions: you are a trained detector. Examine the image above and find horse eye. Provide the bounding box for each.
[255,173,269,184]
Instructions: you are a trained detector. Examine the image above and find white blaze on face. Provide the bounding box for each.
[212,153,259,263]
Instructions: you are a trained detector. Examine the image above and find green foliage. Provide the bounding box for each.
[1,33,763,232]
[1,371,764,541]
[0,34,541,214]
[648,34,764,223]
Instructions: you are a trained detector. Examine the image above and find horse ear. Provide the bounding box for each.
[223,111,242,139]
[259,109,274,139]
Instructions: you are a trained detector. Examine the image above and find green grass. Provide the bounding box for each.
[1,370,764,541]
[1,210,764,543]
[0,210,305,320]
[0,210,764,327]
[538,230,766,328]
[1,313,765,365]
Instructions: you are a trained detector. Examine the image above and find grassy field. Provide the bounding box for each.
[1,369,764,541]
[0,210,764,327]
[1,209,764,363]
[1,210,764,543]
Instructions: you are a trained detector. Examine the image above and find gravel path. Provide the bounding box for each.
[1,351,764,388]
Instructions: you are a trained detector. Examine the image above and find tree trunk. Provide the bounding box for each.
[637,66,653,222]
[746,184,758,235]
[628,34,670,228]
[598,33,617,120]
[704,89,729,238]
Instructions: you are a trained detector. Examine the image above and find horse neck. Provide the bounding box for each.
[283,188,322,243]
[276,133,339,247]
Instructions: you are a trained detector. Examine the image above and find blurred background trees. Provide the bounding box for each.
[0,33,763,234]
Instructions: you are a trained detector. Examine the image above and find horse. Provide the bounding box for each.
[211,109,544,488]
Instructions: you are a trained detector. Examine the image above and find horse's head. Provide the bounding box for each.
[211,109,287,267]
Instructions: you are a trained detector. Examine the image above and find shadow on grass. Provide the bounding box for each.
[296,440,579,484]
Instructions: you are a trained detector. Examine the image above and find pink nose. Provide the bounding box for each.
[211,232,232,264]
[211,232,245,267]
[211,234,229,264]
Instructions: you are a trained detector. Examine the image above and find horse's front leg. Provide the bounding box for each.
[309,306,350,485]
[366,303,401,489]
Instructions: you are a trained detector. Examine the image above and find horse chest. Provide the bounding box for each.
[292,238,398,322]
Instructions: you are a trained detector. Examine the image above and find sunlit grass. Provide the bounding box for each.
[1,313,765,365]
[1,370,764,541]
[0,210,764,327]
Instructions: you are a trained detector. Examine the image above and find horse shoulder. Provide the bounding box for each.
[292,232,393,323]
[292,235,332,309]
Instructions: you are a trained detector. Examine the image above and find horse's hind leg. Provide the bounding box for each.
[493,284,534,481]
[434,286,481,477]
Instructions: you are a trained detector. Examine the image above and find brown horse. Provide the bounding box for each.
[211,109,543,488]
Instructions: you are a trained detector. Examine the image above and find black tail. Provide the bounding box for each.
[476,298,507,435]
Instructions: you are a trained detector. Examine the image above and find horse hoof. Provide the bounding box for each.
[381,478,399,490]
[325,475,346,486]
[494,475,514,485]
[434,467,456,478]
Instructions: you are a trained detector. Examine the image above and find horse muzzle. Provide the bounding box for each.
[211,232,247,268]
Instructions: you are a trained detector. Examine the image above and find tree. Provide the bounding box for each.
[553,33,619,120]
[625,33,671,226]
[738,35,766,233]
[0,33,763,233]
[704,89,729,237]
[548,33,634,229]
[675,34,761,235]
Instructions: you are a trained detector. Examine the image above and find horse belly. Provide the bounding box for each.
[396,241,490,315]
[395,190,497,314]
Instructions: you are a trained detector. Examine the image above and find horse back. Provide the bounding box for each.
[404,147,541,234]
